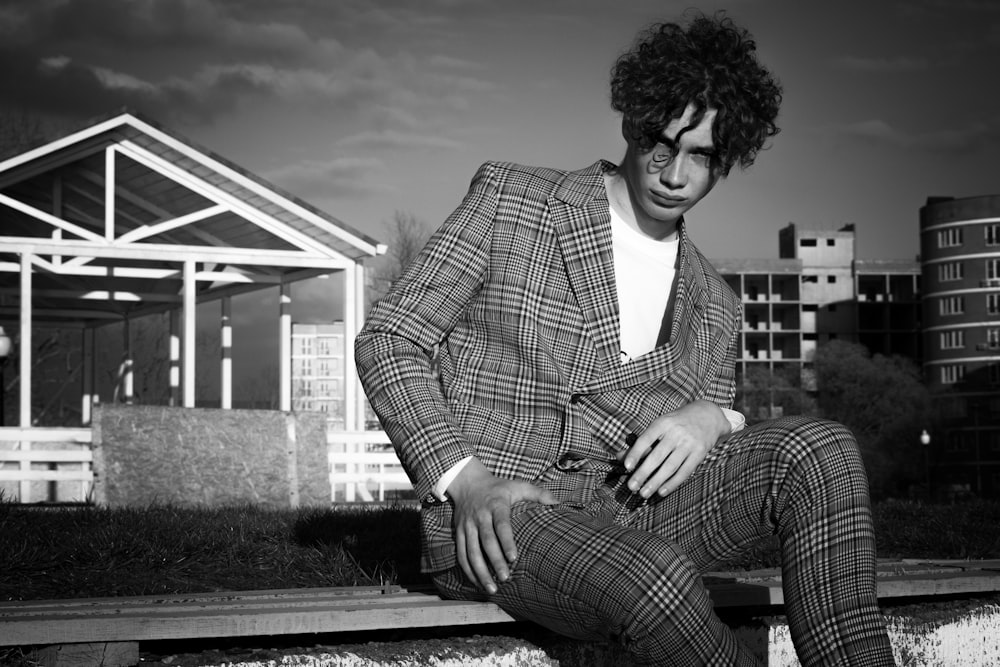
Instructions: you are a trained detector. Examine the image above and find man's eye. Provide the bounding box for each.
[691,153,712,167]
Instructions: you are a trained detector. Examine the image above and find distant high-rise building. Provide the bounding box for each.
[291,322,346,428]
[714,223,921,396]
[919,195,1000,498]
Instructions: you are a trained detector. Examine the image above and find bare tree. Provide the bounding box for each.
[366,211,433,306]
[0,108,64,158]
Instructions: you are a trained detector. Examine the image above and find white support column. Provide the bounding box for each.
[182,260,196,408]
[279,283,291,412]
[121,317,134,404]
[343,267,357,432]
[169,309,180,407]
[104,147,115,241]
[356,263,368,429]
[18,252,33,502]
[220,296,232,410]
[81,327,94,425]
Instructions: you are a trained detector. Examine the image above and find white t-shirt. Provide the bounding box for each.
[609,203,678,360]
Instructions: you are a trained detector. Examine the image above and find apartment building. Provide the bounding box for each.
[714,223,921,384]
[919,195,1000,497]
[291,322,346,429]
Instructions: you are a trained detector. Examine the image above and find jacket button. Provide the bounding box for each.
[570,393,581,404]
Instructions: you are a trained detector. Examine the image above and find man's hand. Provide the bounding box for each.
[447,457,557,594]
[622,400,729,499]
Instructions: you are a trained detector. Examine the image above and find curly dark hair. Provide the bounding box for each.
[610,12,782,176]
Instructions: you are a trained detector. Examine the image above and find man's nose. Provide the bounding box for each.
[660,155,687,188]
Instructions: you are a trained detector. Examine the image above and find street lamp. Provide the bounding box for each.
[920,429,931,500]
[0,326,11,427]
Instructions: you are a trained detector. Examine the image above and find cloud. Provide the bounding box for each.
[335,129,464,151]
[0,0,499,131]
[835,118,1000,153]
[831,55,930,73]
[264,156,396,199]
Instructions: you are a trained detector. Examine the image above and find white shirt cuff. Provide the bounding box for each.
[722,407,746,433]
[433,455,474,501]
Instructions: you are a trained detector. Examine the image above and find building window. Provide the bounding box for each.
[988,293,1000,316]
[941,365,965,384]
[940,330,965,350]
[990,365,1000,386]
[826,239,835,246]
[938,262,964,282]
[987,259,1000,281]
[987,224,1000,247]
[800,238,817,247]
[827,276,836,283]
[988,328,1000,349]
[939,296,965,316]
[938,228,963,248]
[802,275,818,283]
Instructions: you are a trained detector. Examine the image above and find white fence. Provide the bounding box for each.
[0,427,94,503]
[0,427,411,505]
[327,430,411,502]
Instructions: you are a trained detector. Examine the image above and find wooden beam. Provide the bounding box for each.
[116,141,344,259]
[115,204,228,244]
[1,239,352,270]
[0,193,104,244]
[121,114,385,257]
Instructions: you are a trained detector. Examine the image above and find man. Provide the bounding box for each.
[356,12,895,666]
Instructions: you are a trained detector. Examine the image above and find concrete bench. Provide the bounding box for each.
[2,560,999,666]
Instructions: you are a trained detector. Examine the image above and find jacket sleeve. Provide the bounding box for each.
[355,162,500,503]
[697,299,742,412]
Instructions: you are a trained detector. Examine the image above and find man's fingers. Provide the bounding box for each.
[477,511,509,586]
[455,525,476,586]
[659,455,700,496]
[464,521,499,593]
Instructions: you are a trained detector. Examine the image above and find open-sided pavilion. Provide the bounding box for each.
[0,110,386,500]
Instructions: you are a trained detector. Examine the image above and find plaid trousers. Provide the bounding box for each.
[433,416,895,666]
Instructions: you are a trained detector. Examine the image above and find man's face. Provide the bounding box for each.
[621,103,720,235]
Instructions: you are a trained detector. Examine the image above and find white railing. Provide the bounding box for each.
[327,430,411,502]
[0,426,413,505]
[0,427,93,503]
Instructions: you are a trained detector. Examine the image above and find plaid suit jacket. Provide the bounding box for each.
[356,160,742,572]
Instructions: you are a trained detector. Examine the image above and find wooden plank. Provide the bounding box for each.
[30,642,138,667]
[0,589,515,646]
[3,567,1000,648]
[0,427,91,443]
[0,451,93,462]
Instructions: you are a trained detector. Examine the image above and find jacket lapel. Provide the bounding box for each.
[548,161,622,374]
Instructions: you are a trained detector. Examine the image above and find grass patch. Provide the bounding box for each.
[0,502,426,601]
[2,499,998,601]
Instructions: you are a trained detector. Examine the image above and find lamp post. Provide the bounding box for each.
[0,326,12,427]
[920,429,931,500]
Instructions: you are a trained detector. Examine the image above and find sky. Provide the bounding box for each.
[4,0,1000,396]
[4,0,1000,265]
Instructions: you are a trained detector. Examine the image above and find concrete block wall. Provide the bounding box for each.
[91,405,329,508]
